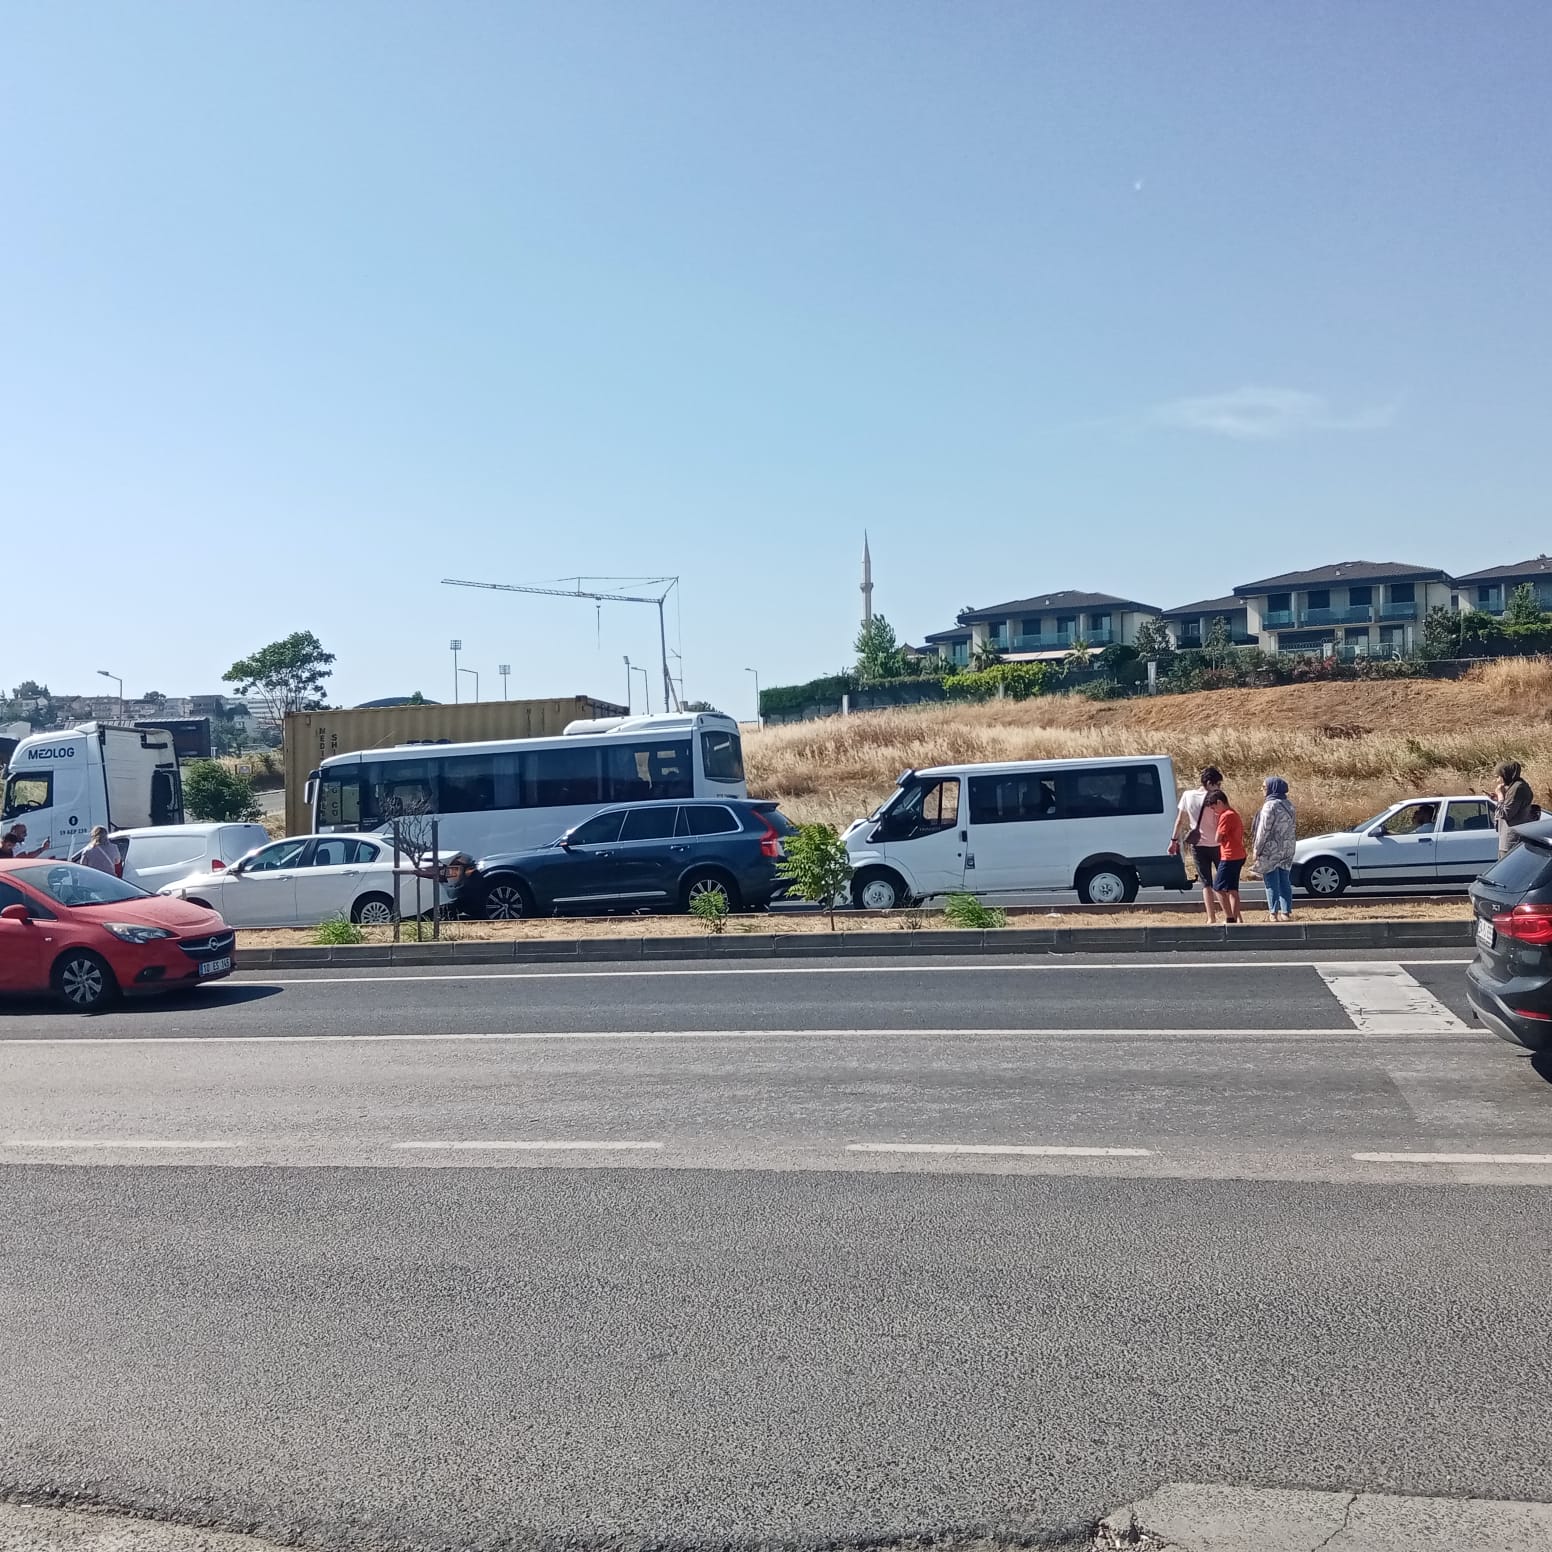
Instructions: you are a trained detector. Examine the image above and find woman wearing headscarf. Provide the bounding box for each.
[1253,776,1298,921]
[1493,761,1538,857]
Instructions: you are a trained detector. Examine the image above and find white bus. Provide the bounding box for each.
[306,712,748,857]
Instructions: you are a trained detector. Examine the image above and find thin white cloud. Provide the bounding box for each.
[1149,387,1398,440]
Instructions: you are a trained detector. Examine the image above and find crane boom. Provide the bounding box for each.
[441,576,681,712]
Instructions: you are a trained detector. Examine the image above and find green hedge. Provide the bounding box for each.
[942,662,1050,701]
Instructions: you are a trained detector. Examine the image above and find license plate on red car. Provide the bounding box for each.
[199,956,233,977]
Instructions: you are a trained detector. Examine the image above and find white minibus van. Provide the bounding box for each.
[842,755,1189,907]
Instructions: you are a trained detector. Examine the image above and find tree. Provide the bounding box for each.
[970,640,1005,671]
[1203,614,1235,666]
[12,680,49,701]
[1062,637,1092,678]
[682,699,722,713]
[1131,617,1173,661]
[1505,582,1547,630]
[142,690,167,706]
[223,632,335,726]
[854,614,907,682]
[406,690,429,705]
[182,761,263,823]
[1422,605,1468,659]
[776,823,855,931]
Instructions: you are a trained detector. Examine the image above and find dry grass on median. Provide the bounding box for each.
[236,896,1469,950]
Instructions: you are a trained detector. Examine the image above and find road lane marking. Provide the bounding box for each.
[1316,964,1467,1033]
[1353,1151,1552,1165]
[847,1142,1153,1158]
[1,1139,242,1150]
[0,1026,1478,1047]
[247,957,1469,985]
[393,1139,663,1152]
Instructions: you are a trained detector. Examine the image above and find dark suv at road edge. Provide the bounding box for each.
[1467,818,1552,1050]
[455,799,795,918]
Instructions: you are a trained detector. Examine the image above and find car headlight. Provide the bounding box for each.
[104,923,175,944]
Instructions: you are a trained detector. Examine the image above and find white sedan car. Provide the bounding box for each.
[1292,795,1499,897]
[159,834,445,928]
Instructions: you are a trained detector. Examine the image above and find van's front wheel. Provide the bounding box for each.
[853,868,910,911]
[1076,864,1139,906]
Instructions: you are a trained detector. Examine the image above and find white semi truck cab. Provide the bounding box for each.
[1,723,183,859]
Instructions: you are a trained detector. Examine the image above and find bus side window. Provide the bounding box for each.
[528,747,603,808]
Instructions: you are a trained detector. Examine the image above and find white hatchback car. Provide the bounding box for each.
[159,833,444,928]
[1292,795,1499,897]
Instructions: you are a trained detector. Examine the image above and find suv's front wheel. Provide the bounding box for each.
[482,876,536,920]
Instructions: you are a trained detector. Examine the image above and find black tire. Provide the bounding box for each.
[680,870,741,914]
[350,893,396,926]
[51,949,118,1012]
[852,867,910,911]
[1302,857,1350,898]
[1076,863,1139,905]
[482,876,535,921]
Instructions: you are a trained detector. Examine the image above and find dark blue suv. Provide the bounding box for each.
[454,799,796,918]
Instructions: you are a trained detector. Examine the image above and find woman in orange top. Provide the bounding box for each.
[1203,789,1246,924]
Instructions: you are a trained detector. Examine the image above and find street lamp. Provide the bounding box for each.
[623,655,633,713]
[498,664,511,700]
[745,666,761,729]
[459,666,480,703]
[449,640,462,703]
[631,664,650,715]
[97,669,124,722]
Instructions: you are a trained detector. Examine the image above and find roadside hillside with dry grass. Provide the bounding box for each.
[745,658,1552,837]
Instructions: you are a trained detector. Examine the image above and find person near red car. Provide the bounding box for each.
[0,859,234,1011]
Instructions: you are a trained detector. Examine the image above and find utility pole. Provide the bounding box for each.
[449,640,462,704]
[441,576,681,712]
[498,664,510,700]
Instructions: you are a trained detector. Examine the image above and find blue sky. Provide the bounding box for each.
[4,2,1548,720]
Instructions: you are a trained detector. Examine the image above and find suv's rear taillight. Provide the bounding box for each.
[1492,904,1552,945]
[756,814,781,859]
[211,858,226,871]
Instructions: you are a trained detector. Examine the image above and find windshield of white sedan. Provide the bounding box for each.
[12,863,152,908]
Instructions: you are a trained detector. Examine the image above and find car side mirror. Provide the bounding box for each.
[1368,825,1388,838]
[1,903,31,922]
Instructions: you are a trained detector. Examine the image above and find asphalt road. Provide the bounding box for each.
[3,953,1550,1551]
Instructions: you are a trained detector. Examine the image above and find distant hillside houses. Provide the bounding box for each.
[918,555,1552,666]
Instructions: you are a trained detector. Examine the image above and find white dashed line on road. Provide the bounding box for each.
[1,1139,243,1150]
[846,1142,1154,1158]
[393,1139,664,1152]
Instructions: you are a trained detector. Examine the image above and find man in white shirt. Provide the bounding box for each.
[1170,764,1225,921]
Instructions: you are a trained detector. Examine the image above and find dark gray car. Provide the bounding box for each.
[455,799,795,918]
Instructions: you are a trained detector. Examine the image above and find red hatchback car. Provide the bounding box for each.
[0,859,235,1011]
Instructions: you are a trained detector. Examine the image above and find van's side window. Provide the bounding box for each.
[894,777,959,833]
[1060,766,1163,819]
[968,774,1057,825]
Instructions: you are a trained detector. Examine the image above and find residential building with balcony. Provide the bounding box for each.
[1159,596,1258,650]
[951,591,1162,662]
[1234,561,1453,657]
[1453,556,1552,616]
[921,625,973,667]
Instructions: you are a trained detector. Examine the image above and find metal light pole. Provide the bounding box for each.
[631,664,650,715]
[622,656,633,713]
[745,666,761,729]
[459,667,480,703]
[498,664,511,700]
[97,669,124,722]
[449,640,462,704]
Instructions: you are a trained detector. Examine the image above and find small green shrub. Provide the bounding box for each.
[183,760,263,822]
[313,915,365,946]
[688,889,730,933]
[943,893,1007,929]
[776,823,856,930]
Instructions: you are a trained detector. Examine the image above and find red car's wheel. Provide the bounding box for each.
[51,949,119,1012]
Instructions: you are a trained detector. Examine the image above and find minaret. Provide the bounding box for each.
[861,532,874,627]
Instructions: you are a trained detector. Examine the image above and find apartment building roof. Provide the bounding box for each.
[922,624,973,644]
[1454,555,1552,584]
[1235,560,1448,593]
[1160,594,1246,619]
[958,590,1159,624]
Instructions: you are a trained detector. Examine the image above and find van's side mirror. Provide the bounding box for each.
[1,904,31,923]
